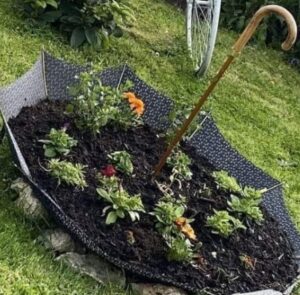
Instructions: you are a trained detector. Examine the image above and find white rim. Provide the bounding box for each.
[186,0,221,76]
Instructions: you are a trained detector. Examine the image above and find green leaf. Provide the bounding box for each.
[41,10,62,23]
[116,210,125,218]
[70,27,86,48]
[97,188,110,200]
[174,206,184,217]
[65,104,74,114]
[36,0,47,9]
[106,211,118,224]
[85,27,98,46]
[44,148,56,158]
[47,0,58,8]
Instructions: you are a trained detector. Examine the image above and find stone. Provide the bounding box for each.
[11,178,47,219]
[37,229,76,253]
[130,283,187,295]
[233,290,282,295]
[56,252,125,287]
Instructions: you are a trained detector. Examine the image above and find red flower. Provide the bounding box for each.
[101,165,117,177]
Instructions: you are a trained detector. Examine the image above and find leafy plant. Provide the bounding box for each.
[39,128,77,158]
[97,176,145,224]
[20,0,134,49]
[108,150,133,175]
[167,149,193,182]
[213,170,241,193]
[206,210,246,238]
[166,236,193,262]
[24,0,59,10]
[228,195,264,223]
[152,195,186,237]
[153,194,196,238]
[242,186,265,200]
[67,70,142,134]
[48,159,87,189]
[228,186,265,223]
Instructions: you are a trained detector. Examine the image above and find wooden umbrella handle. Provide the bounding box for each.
[233,5,298,54]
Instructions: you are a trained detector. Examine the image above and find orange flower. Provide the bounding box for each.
[123,92,145,117]
[123,92,136,103]
[175,217,197,241]
[130,98,144,116]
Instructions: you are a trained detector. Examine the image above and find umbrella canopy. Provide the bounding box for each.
[0,52,299,292]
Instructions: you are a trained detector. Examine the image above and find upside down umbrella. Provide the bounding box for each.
[0,6,299,293]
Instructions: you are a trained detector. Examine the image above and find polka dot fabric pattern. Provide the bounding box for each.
[0,52,299,292]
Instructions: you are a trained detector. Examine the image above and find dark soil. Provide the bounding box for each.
[9,99,298,294]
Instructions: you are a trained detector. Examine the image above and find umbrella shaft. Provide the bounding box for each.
[154,54,235,176]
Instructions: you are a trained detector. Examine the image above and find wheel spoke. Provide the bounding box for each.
[190,0,213,71]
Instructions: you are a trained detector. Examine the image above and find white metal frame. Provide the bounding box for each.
[186,0,221,76]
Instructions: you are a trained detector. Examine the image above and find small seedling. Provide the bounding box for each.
[48,159,87,189]
[213,170,241,193]
[152,194,187,237]
[108,151,133,175]
[97,176,145,224]
[166,236,194,263]
[242,186,265,200]
[228,190,264,223]
[39,128,77,158]
[167,149,193,183]
[206,210,246,238]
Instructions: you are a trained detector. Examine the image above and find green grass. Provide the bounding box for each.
[0,0,300,293]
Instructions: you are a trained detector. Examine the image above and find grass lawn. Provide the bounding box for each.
[0,0,300,293]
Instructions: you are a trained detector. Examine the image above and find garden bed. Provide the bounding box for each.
[8,98,298,294]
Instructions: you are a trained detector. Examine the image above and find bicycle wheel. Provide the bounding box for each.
[186,0,221,76]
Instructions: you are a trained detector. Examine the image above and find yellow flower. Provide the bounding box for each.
[175,217,197,241]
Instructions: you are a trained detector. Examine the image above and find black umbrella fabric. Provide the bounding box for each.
[0,52,299,293]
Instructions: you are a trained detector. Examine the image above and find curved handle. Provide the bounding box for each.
[233,5,298,53]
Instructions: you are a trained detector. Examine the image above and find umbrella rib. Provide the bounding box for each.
[117,63,128,90]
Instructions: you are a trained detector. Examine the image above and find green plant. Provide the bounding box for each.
[97,176,145,224]
[20,0,134,49]
[67,70,142,134]
[48,159,87,189]
[152,195,186,237]
[213,170,242,193]
[166,149,193,182]
[206,210,246,238]
[108,150,133,175]
[166,236,193,263]
[242,186,265,200]
[228,195,264,223]
[23,0,59,10]
[39,128,77,158]
[228,186,265,223]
